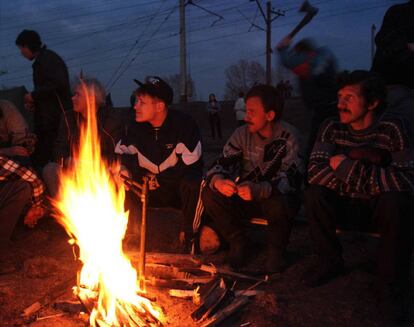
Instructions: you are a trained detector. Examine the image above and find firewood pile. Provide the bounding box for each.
[20,252,276,326]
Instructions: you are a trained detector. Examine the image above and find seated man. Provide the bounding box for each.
[115,76,202,250]
[202,84,304,271]
[0,99,46,273]
[42,78,124,197]
[305,70,414,322]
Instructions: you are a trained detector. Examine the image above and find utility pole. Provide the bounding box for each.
[371,24,376,65]
[253,0,284,85]
[179,1,223,103]
[266,2,272,86]
[179,0,188,103]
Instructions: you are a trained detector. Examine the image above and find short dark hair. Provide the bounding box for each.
[337,70,387,111]
[245,84,284,119]
[15,30,42,53]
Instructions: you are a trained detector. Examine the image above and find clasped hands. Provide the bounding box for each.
[329,146,392,170]
[214,177,259,201]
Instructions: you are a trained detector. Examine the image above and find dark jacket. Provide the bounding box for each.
[32,46,72,131]
[371,1,414,88]
[115,109,203,185]
[52,106,125,163]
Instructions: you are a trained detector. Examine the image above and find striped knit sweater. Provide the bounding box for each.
[308,114,414,198]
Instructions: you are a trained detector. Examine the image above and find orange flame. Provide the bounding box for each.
[53,82,164,326]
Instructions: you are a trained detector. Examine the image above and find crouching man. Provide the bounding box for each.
[115,76,203,251]
[304,70,414,323]
[202,84,304,271]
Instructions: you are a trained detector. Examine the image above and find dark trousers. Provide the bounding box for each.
[202,186,300,254]
[208,113,222,139]
[0,181,31,246]
[32,128,58,169]
[305,185,414,285]
[125,175,201,237]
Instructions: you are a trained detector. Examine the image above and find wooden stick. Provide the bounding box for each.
[127,252,201,266]
[200,296,249,327]
[200,264,267,282]
[138,177,148,291]
[168,289,195,298]
[21,276,76,318]
[36,313,66,321]
[169,289,262,298]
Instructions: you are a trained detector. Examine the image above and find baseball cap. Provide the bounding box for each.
[134,76,173,106]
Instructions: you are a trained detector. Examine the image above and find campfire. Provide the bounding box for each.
[52,82,165,326]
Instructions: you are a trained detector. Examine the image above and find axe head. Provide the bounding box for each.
[299,1,318,15]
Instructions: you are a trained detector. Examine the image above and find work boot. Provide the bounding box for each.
[228,232,247,270]
[303,256,345,287]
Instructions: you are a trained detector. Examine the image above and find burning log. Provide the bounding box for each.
[77,286,163,327]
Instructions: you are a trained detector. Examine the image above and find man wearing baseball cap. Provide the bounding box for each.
[115,76,203,251]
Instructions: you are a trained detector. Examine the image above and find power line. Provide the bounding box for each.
[104,1,172,90]
[106,0,176,91]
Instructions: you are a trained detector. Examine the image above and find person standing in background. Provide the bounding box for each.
[206,93,222,139]
[15,29,72,170]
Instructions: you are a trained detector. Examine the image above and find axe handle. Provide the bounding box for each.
[288,10,318,38]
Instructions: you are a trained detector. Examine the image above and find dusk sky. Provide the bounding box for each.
[0,0,404,106]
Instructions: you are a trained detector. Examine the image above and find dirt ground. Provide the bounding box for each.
[0,98,413,327]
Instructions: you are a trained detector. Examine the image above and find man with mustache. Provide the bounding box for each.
[202,84,304,271]
[304,70,414,323]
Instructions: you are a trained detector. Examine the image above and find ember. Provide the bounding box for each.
[52,81,164,326]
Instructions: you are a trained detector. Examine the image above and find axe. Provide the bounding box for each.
[288,1,318,38]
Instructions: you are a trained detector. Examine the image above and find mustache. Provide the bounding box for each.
[338,109,351,114]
